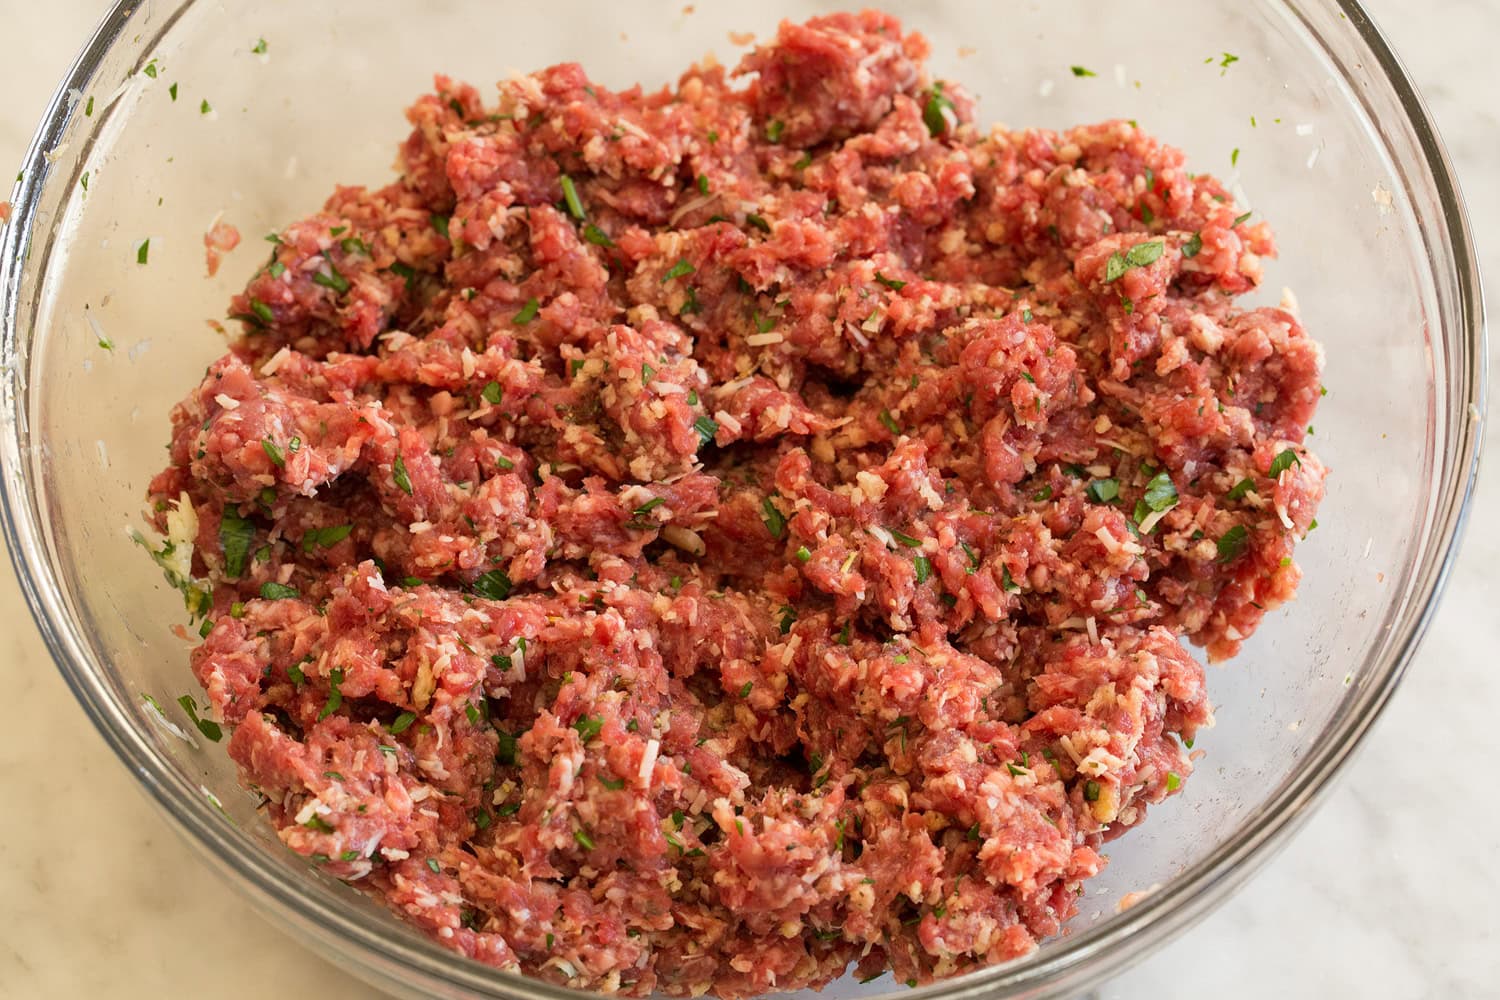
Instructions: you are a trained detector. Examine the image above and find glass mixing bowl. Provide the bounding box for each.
[0,2,1485,998]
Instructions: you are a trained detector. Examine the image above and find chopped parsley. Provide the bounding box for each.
[573,716,604,742]
[495,730,519,766]
[472,569,513,601]
[739,680,753,699]
[1267,448,1301,477]
[136,239,150,265]
[481,381,503,405]
[761,497,786,539]
[1182,232,1203,258]
[318,667,344,720]
[1083,780,1101,802]
[922,81,955,136]
[744,213,771,233]
[693,415,719,447]
[765,119,785,143]
[514,297,540,324]
[302,524,352,550]
[1103,240,1164,282]
[559,174,586,220]
[582,223,614,247]
[874,272,906,290]
[879,409,901,435]
[251,38,268,54]
[259,581,299,600]
[892,530,922,549]
[662,258,694,283]
[1165,771,1182,792]
[1070,65,1097,78]
[390,711,417,734]
[1224,477,1256,501]
[696,174,710,195]
[176,694,222,742]
[1232,210,1253,227]
[200,99,212,115]
[1216,525,1249,562]
[1141,472,1179,512]
[913,555,932,584]
[574,828,596,851]
[219,508,255,578]
[1085,478,1120,504]
[311,254,350,294]
[392,453,413,495]
[261,438,285,468]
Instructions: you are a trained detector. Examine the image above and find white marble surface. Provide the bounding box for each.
[0,1,1494,998]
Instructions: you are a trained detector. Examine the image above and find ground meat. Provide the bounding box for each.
[204,219,242,277]
[145,10,1325,997]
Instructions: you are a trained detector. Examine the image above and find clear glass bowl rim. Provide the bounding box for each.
[0,2,1486,998]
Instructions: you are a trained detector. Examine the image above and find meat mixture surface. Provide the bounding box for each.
[146,11,1326,997]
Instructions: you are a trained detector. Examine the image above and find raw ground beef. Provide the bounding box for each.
[145,10,1325,997]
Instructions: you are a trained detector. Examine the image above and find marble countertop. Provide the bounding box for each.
[0,1,1494,997]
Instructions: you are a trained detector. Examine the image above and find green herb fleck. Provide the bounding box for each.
[1225,477,1256,501]
[495,730,519,766]
[219,508,255,578]
[1165,771,1182,792]
[693,415,718,447]
[392,453,413,495]
[582,223,614,247]
[1085,478,1119,504]
[559,174,586,220]
[176,694,222,741]
[761,497,786,539]
[302,523,352,551]
[1142,472,1178,512]
[311,255,350,294]
[317,667,344,720]
[913,555,931,584]
[1267,448,1301,477]
[259,581,298,600]
[574,828,596,851]
[765,119,785,143]
[1070,65,1097,78]
[662,258,694,283]
[922,82,955,136]
[875,272,906,290]
[390,711,417,734]
[136,239,150,265]
[1183,232,1203,258]
[1216,525,1249,562]
[472,569,513,601]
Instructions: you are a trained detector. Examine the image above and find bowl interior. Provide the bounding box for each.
[2,2,1478,998]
